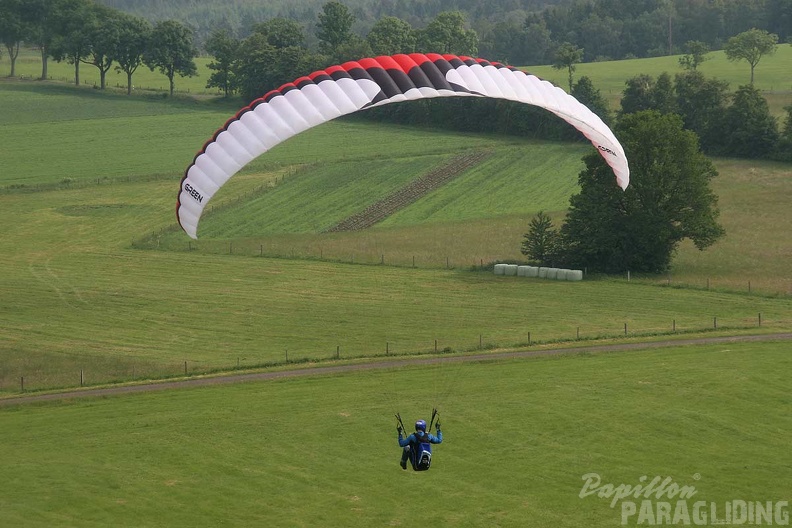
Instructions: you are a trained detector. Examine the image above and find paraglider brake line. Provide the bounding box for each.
[429,407,439,432]
[395,412,406,433]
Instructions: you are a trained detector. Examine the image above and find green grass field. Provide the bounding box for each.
[1,79,790,393]
[0,49,790,526]
[2,342,790,527]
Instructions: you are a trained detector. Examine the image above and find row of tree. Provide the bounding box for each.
[204,3,480,102]
[620,71,792,161]
[95,0,791,66]
[0,0,198,95]
[492,0,792,65]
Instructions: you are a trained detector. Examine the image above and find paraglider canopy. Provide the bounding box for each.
[177,53,629,239]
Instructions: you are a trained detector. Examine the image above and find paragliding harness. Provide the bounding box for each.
[396,409,439,471]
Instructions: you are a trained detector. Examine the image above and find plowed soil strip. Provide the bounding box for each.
[325,150,491,232]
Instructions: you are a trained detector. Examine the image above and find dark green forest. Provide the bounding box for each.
[98,0,791,63]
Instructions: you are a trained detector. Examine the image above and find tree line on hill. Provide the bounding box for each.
[94,0,790,66]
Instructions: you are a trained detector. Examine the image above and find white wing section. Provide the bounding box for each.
[178,54,629,239]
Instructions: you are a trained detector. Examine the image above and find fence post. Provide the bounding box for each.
[673,319,676,332]
[624,323,628,335]
[336,345,340,359]
[80,369,84,387]
[386,342,389,355]
[184,361,187,375]
[479,334,482,349]
[758,313,762,327]
[528,332,531,345]
[434,340,438,353]
[576,327,580,340]
[713,316,717,329]
[748,280,751,293]
[20,376,24,392]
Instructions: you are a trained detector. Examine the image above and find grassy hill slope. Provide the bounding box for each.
[527,46,792,118]
[1,342,790,526]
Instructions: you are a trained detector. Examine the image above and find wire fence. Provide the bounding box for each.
[0,311,772,395]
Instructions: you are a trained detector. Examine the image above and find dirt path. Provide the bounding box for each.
[325,150,491,232]
[2,333,790,407]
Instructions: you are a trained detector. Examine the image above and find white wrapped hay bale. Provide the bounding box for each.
[517,266,530,277]
[538,267,548,278]
[494,264,507,275]
[567,269,584,281]
[527,266,539,278]
[556,269,569,280]
[545,267,559,279]
[504,264,519,276]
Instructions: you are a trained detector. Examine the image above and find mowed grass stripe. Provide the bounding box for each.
[197,155,452,237]
[0,342,789,527]
[379,144,586,227]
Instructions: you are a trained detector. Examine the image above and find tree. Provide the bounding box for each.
[652,72,677,114]
[205,28,239,98]
[415,11,478,56]
[315,1,355,57]
[775,105,792,161]
[367,16,415,56]
[721,84,780,158]
[145,20,197,97]
[48,0,95,86]
[334,35,373,63]
[233,32,324,103]
[521,211,560,266]
[766,0,792,42]
[552,42,583,92]
[558,111,724,273]
[0,0,25,77]
[520,21,553,65]
[113,13,150,95]
[251,18,304,49]
[674,70,729,152]
[678,40,710,70]
[79,5,125,90]
[620,74,656,115]
[572,76,611,124]
[724,28,779,84]
[21,0,64,80]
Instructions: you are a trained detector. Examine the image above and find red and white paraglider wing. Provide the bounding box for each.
[177,53,629,239]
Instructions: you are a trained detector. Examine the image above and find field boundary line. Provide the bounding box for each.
[2,333,790,407]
